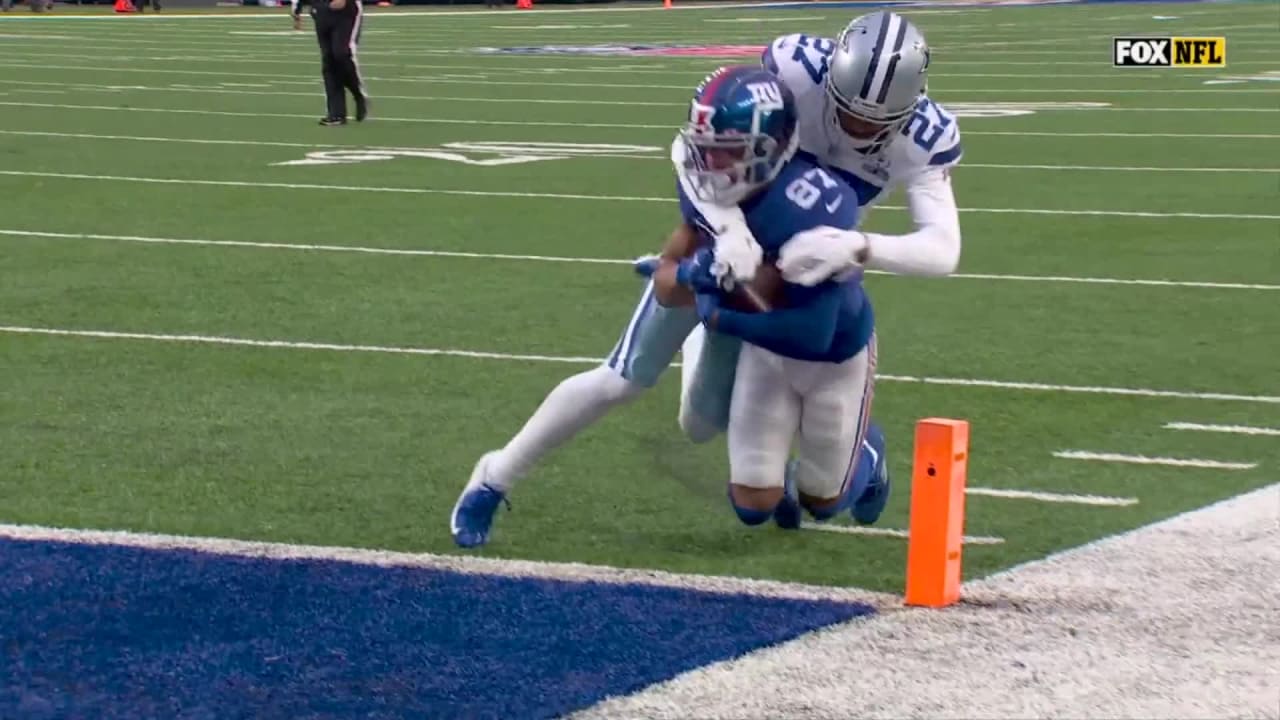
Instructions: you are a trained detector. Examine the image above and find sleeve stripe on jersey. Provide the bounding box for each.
[929,143,962,166]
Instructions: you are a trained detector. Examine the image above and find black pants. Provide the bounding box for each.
[315,6,365,120]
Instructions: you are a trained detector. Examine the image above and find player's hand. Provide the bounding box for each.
[292,14,303,29]
[712,221,762,283]
[676,247,722,294]
[694,291,721,329]
[328,0,345,8]
[778,226,869,286]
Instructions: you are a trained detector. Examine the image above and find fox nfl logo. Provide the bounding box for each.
[1113,37,1226,67]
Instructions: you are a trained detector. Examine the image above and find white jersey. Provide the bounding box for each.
[762,32,963,278]
[762,33,962,211]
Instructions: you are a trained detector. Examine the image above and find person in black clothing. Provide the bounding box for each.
[293,0,369,126]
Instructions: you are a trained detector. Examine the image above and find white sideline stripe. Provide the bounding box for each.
[1164,422,1280,437]
[966,487,1139,507]
[4,127,1276,174]
[5,228,1277,292]
[800,523,1005,545]
[5,325,1280,405]
[0,523,896,605]
[0,171,1273,221]
[579,484,1280,718]
[1053,450,1259,471]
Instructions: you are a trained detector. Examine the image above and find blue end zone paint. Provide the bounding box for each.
[0,538,875,720]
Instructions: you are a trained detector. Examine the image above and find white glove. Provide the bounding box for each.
[671,136,763,283]
[710,220,763,284]
[778,226,869,286]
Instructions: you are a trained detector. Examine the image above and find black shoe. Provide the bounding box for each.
[355,95,370,122]
[318,116,346,126]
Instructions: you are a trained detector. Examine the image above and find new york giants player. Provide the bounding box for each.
[676,9,963,503]
[450,66,879,547]
[665,66,881,528]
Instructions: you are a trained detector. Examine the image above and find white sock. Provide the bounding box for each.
[485,365,643,490]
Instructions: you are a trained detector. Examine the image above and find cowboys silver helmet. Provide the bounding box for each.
[826,11,931,149]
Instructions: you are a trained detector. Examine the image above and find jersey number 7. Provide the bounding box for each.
[791,35,835,84]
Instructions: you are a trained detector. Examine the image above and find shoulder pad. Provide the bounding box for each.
[896,96,963,171]
[761,33,838,97]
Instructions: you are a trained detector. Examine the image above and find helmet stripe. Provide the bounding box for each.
[857,11,896,101]
[698,67,733,107]
[874,18,910,105]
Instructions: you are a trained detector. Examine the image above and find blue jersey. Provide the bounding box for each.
[678,155,874,364]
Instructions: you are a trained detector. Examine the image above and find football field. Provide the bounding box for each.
[1,0,1277,600]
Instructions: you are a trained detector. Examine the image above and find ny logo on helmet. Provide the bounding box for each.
[745,81,785,111]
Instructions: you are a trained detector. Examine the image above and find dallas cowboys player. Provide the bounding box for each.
[676,9,963,487]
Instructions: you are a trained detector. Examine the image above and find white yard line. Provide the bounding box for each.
[1052,450,1258,471]
[1,170,1274,221]
[1164,422,1280,437]
[4,325,1279,405]
[800,523,1005,545]
[966,487,1139,507]
[3,228,1276,292]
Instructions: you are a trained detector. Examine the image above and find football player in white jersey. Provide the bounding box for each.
[450,10,959,549]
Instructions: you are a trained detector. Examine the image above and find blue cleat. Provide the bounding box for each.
[450,451,510,549]
[851,423,890,525]
[773,458,802,530]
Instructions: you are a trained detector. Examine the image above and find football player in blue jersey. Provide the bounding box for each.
[657,66,882,527]
[451,65,885,546]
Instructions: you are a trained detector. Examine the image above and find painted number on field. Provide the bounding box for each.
[274,141,661,167]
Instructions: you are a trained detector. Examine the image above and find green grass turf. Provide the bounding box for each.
[1,0,1277,593]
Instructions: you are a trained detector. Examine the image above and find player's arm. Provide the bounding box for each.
[779,165,961,283]
[701,281,843,358]
[652,222,701,308]
[860,165,961,276]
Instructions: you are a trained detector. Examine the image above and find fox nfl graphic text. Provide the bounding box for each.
[1113,37,1226,68]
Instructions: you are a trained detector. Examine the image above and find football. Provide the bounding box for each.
[724,262,786,313]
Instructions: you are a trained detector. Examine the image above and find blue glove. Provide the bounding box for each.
[633,254,660,278]
[677,247,722,294]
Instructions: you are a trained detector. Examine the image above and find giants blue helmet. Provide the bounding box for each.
[678,65,800,205]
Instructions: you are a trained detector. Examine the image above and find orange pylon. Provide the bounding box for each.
[904,418,971,608]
